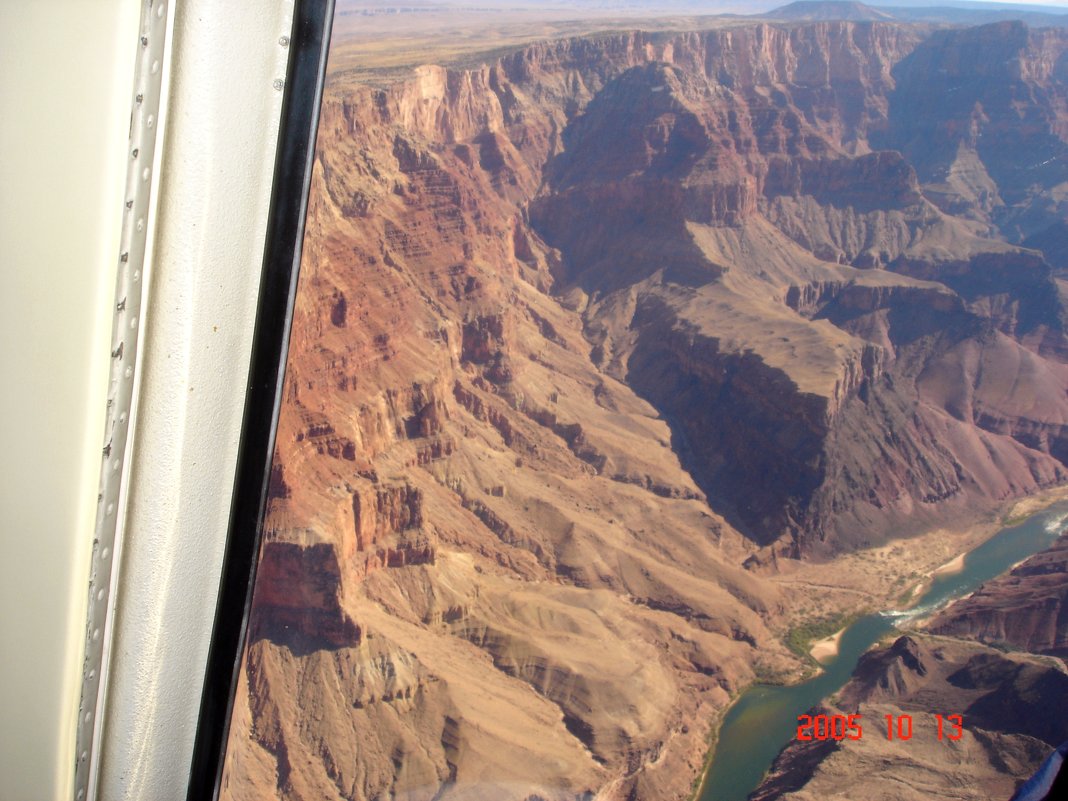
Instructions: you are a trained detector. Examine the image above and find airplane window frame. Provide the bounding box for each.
[185,2,335,798]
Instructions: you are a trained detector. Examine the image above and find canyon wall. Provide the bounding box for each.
[221,18,1068,801]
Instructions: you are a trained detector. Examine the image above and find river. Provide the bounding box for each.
[697,502,1068,801]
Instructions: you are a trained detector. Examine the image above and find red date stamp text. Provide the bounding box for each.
[796,713,963,742]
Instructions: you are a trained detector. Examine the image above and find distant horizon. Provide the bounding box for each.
[336,0,1068,14]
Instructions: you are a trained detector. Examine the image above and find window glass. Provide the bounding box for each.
[218,4,1068,801]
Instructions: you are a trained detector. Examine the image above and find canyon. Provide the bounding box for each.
[221,11,1068,801]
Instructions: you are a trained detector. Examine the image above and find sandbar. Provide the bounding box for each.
[932,553,966,577]
[809,627,846,663]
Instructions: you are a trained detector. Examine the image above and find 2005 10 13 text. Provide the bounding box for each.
[796,713,963,741]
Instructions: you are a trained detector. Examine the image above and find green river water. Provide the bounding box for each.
[697,502,1068,801]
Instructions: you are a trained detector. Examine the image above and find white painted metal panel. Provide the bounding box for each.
[0,4,140,801]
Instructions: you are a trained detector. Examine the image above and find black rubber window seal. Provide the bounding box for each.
[185,1,335,798]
